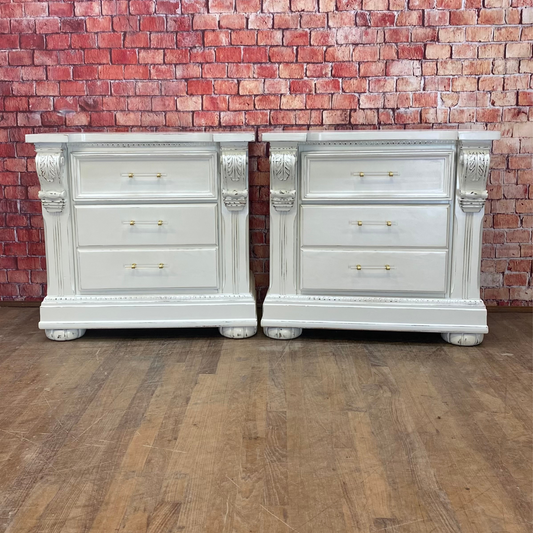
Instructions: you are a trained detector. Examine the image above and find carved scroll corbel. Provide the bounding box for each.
[457,144,491,213]
[35,146,67,214]
[221,146,248,212]
[270,146,297,212]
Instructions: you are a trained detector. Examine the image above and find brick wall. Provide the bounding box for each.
[0,0,532,305]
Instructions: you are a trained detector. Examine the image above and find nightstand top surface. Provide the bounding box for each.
[262,130,501,142]
[26,132,255,144]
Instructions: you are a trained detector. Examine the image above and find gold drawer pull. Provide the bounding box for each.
[351,171,397,177]
[125,263,166,270]
[124,220,165,226]
[350,264,394,271]
[124,173,165,179]
[350,220,395,226]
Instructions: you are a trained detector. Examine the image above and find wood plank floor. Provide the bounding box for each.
[0,308,531,533]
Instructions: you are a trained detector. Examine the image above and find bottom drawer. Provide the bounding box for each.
[301,249,447,294]
[78,248,218,291]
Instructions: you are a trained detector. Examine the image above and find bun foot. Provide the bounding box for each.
[264,327,302,340]
[219,326,257,339]
[441,332,484,346]
[45,329,86,341]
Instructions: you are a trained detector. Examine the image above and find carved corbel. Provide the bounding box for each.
[35,146,67,214]
[270,145,297,212]
[457,144,491,213]
[221,146,248,212]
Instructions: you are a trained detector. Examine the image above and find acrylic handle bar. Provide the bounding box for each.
[349,220,394,227]
[124,220,165,226]
[124,173,163,179]
[125,263,165,270]
[350,265,393,271]
[351,171,397,177]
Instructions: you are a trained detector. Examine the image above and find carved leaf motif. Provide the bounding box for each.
[224,153,246,182]
[36,152,64,184]
[465,151,489,182]
[271,153,294,181]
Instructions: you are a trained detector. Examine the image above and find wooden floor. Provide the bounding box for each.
[0,309,531,533]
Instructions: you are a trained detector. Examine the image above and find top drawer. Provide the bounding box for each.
[301,150,453,200]
[71,151,217,201]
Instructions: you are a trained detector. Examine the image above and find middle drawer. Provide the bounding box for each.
[76,204,218,247]
[301,204,449,248]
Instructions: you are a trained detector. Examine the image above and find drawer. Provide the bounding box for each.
[301,151,452,200]
[76,204,217,247]
[72,151,217,200]
[301,205,449,248]
[300,249,447,294]
[78,248,218,291]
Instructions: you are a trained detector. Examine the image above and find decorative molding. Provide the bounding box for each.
[270,189,297,212]
[457,144,491,213]
[222,190,248,211]
[35,146,67,214]
[45,294,254,303]
[71,142,214,149]
[270,146,297,212]
[36,149,64,184]
[305,140,454,147]
[220,146,248,211]
[265,295,484,306]
[38,190,66,213]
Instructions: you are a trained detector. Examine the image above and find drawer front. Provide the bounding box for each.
[76,204,217,247]
[78,248,218,291]
[301,205,449,248]
[301,249,447,294]
[302,151,452,200]
[72,152,217,200]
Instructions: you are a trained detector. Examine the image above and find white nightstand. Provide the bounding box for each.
[262,130,500,346]
[27,132,257,340]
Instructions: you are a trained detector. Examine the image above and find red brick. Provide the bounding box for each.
[216,47,242,63]
[478,8,505,24]
[398,45,425,60]
[298,47,324,63]
[425,10,449,25]
[359,62,386,77]
[232,30,257,45]
[370,12,396,26]
[284,31,309,46]
[494,214,520,228]
[243,48,269,63]
[279,63,305,78]
[450,10,477,25]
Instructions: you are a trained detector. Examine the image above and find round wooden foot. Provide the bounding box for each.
[263,327,302,340]
[441,332,484,346]
[219,326,257,339]
[45,329,87,341]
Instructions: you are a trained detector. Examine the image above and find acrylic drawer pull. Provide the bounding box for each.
[124,220,165,226]
[350,220,394,227]
[351,171,397,177]
[124,173,165,179]
[125,263,166,270]
[350,264,394,271]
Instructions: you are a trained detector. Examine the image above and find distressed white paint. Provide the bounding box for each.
[27,133,257,340]
[262,131,500,346]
